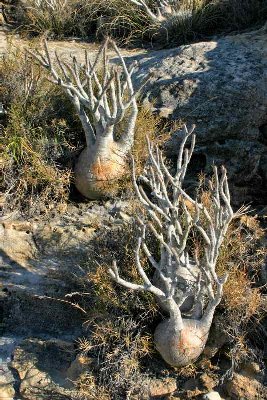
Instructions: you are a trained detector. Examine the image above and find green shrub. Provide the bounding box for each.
[13,0,82,38]
[145,0,267,46]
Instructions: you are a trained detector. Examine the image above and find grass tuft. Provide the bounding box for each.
[0,46,84,214]
[73,223,159,398]
[215,214,266,370]
[12,0,267,46]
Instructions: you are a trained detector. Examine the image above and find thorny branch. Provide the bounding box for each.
[27,38,140,152]
[110,124,235,324]
[130,0,177,22]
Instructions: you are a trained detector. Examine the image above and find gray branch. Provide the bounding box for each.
[27,38,139,152]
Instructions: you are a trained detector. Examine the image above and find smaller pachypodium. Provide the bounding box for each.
[109,125,236,367]
[27,38,142,199]
[27,0,68,11]
[130,0,178,22]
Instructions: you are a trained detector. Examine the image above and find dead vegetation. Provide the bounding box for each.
[216,214,267,374]
[9,0,267,46]
[72,223,159,399]
[0,47,79,214]
[1,49,265,389]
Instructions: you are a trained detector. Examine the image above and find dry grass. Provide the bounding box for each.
[13,0,150,44]
[85,223,159,316]
[71,190,266,397]
[72,224,159,398]
[192,181,266,369]
[13,0,85,38]
[215,214,266,370]
[12,0,267,46]
[107,105,163,197]
[0,46,84,214]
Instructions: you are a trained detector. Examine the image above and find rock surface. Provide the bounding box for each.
[132,26,267,206]
[224,371,266,400]
[144,377,177,398]
[1,22,267,399]
[0,340,15,400]
[0,201,135,398]
[11,338,76,399]
[3,25,267,207]
[0,200,133,335]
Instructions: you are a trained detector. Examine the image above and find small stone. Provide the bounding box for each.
[0,348,16,400]
[183,377,199,391]
[0,102,6,117]
[66,354,91,383]
[118,211,132,222]
[203,391,222,400]
[147,377,177,398]
[113,218,124,225]
[200,373,216,391]
[57,203,68,214]
[240,361,261,378]
[0,384,15,400]
[158,107,173,118]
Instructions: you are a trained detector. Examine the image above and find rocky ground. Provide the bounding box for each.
[133,24,267,207]
[0,12,267,400]
[1,202,266,400]
[0,200,135,399]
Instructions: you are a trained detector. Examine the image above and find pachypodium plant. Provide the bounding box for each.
[27,0,68,11]
[27,38,141,199]
[130,0,175,22]
[109,125,236,367]
[129,0,192,23]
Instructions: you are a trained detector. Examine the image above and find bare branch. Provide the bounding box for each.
[27,38,142,151]
[123,126,233,320]
[129,0,176,22]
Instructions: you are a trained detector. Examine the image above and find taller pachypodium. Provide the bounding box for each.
[109,125,236,367]
[28,38,140,199]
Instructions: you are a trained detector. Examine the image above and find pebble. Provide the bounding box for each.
[203,391,223,400]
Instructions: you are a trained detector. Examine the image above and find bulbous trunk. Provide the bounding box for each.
[154,317,211,367]
[74,136,127,199]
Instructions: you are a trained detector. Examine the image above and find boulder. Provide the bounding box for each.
[0,220,37,267]
[133,26,267,206]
